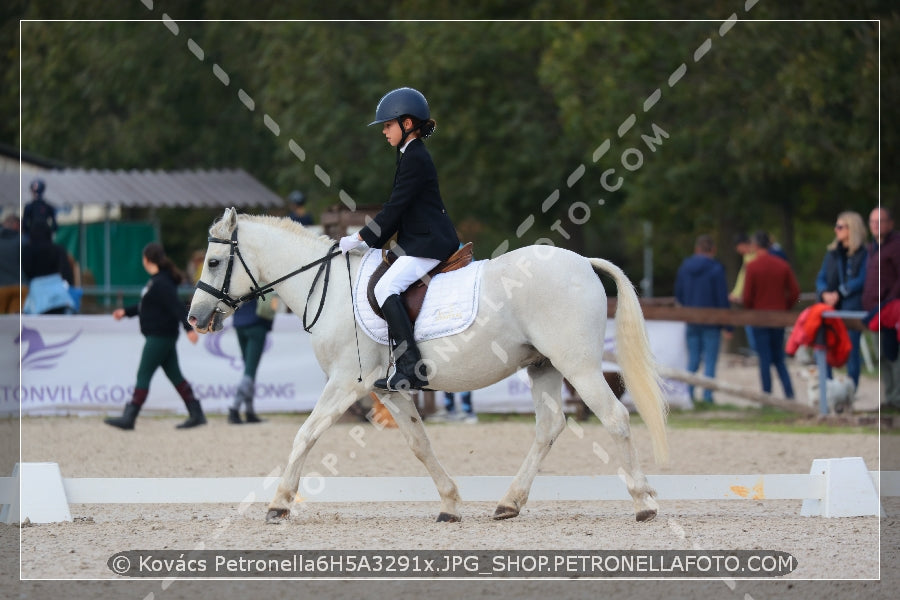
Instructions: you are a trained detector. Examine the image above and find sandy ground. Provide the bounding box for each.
[2,356,899,599]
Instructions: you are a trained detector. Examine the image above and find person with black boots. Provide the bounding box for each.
[227,295,276,424]
[339,87,460,392]
[105,242,206,430]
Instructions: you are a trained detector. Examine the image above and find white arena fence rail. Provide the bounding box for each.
[1,457,895,524]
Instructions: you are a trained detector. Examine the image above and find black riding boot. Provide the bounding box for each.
[175,381,207,429]
[238,376,264,423]
[104,389,147,430]
[374,294,429,391]
[105,403,141,430]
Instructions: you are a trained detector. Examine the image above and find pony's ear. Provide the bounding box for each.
[224,207,237,231]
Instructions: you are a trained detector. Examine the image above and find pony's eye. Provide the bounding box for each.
[207,258,220,268]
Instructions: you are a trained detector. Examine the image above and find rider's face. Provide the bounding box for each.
[382,118,413,147]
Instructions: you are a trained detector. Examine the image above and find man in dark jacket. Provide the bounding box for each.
[675,234,731,403]
[22,179,58,240]
[863,207,900,409]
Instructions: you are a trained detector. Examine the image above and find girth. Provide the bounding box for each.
[366,242,474,322]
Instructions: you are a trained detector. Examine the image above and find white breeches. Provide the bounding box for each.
[374,255,441,306]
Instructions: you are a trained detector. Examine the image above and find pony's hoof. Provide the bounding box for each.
[492,505,519,520]
[437,512,460,523]
[636,509,657,522]
[266,509,290,524]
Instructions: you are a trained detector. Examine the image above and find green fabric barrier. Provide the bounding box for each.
[55,222,157,307]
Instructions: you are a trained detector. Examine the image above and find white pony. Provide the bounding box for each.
[189,208,669,524]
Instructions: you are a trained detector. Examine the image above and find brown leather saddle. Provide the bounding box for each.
[367,242,474,322]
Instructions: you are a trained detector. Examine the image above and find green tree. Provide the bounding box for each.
[5,1,896,293]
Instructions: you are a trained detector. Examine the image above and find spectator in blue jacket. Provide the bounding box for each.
[675,234,732,403]
[815,211,868,388]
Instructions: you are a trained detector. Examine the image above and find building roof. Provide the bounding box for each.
[0,142,66,169]
[1,168,285,209]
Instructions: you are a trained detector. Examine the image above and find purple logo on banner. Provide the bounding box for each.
[17,324,82,371]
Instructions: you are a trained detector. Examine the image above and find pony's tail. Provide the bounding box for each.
[589,258,669,464]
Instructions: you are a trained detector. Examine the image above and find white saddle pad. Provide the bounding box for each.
[353,249,485,345]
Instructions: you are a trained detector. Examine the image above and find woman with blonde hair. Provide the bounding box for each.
[815,211,868,388]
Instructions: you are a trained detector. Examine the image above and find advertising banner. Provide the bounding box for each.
[5,315,689,417]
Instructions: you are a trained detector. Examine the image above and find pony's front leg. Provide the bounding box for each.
[266,381,360,524]
[378,390,462,522]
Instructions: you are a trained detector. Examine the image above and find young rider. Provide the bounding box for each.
[339,87,460,391]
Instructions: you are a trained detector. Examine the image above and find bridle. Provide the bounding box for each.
[195,227,341,332]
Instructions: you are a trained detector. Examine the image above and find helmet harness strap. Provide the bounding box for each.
[396,116,422,160]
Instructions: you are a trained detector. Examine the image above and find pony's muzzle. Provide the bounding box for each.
[188,311,223,333]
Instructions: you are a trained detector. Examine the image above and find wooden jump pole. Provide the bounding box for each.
[657,366,817,416]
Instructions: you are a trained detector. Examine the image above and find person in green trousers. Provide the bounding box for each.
[105,242,206,430]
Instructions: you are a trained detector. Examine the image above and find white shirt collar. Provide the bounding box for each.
[400,137,415,153]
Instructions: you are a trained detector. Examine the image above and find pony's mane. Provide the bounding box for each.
[209,212,334,247]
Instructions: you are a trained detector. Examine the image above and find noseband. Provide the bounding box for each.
[195,227,341,332]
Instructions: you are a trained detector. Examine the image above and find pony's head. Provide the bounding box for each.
[188,207,258,333]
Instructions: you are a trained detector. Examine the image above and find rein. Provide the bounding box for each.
[195,227,341,332]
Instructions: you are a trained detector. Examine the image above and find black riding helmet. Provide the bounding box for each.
[288,190,306,206]
[368,87,430,126]
[369,87,433,148]
[30,178,46,197]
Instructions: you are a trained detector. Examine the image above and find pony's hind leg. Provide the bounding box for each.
[266,380,360,523]
[494,362,567,520]
[378,390,462,522]
[568,370,659,522]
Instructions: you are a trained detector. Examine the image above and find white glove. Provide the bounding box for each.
[339,234,364,254]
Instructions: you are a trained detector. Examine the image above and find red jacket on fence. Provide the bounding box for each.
[866,298,900,340]
[785,303,852,368]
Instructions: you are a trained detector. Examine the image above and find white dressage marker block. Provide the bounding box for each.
[801,457,881,518]
[1,462,72,524]
[0,472,18,524]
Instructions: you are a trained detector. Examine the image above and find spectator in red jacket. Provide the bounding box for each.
[743,231,800,398]
[862,207,900,410]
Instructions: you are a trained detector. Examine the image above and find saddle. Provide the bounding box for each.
[367,242,474,323]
